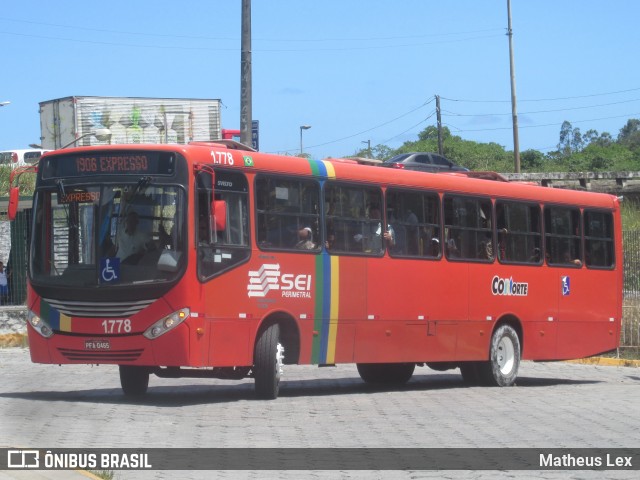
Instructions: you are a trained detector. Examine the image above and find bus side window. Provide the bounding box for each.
[584,210,614,268]
[496,201,542,264]
[325,184,383,256]
[196,169,250,281]
[545,206,582,267]
[256,176,321,252]
[386,189,441,259]
[443,195,492,262]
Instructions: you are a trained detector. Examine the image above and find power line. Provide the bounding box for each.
[444,111,640,133]
[380,111,437,144]
[441,87,640,104]
[0,29,504,53]
[273,100,435,154]
[0,16,504,43]
[442,98,640,117]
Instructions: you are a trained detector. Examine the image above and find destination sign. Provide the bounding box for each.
[41,152,176,179]
[58,190,100,204]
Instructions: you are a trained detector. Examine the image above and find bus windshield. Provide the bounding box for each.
[31,182,185,287]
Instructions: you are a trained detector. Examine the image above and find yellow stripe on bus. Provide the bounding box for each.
[322,160,336,179]
[326,256,340,364]
[59,314,72,332]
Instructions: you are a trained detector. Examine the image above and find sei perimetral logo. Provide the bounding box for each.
[491,275,529,296]
[247,264,312,298]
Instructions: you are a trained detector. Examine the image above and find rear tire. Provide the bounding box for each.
[254,324,284,399]
[356,363,415,384]
[119,365,150,396]
[477,324,520,386]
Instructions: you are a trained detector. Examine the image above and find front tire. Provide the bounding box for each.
[119,365,150,396]
[254,324,284,399]
[478,325,521,386]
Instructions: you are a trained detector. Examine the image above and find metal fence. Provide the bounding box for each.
[0,211,30,306]
[622,231,640,349]
[1,212,639,347]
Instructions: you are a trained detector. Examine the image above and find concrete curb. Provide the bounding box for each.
[565,356,640,367]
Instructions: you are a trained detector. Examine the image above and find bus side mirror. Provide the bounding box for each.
[213,199,227,231]
[8,187,19,221]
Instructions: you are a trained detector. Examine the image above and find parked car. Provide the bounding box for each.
[382,152,468,173]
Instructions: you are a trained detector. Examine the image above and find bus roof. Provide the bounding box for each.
[43,143,619,210]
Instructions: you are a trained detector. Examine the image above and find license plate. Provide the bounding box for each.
[85,339,111,350]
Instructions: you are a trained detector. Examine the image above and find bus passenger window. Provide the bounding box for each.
[495,201,541,264]
[584,210,614,268]
[255,176,320,252]
[386,189,441,259]
[544,206,582,267]
[325,184,384,256]
[443,195,492,262]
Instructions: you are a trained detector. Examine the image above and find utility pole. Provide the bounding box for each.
[361,140,371,158]
[507,0,521,173]
[435,95,443,155]
[240,0,252,146]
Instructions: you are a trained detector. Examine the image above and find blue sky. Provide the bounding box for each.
[1,1,639,163]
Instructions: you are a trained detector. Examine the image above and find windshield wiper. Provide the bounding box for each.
[56,179,66,199]
[55,179,75,228]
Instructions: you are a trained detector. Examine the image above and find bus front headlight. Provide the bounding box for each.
[28,311,54,338]
[143,308,190,339]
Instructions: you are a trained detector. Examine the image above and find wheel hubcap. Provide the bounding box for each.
[497,336,515,374]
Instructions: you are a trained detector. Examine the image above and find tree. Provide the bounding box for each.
[618,119,640,141]
[520,149,545,171]
[618,119,640,150]
[558,120,573,156]
[418,125,451,142]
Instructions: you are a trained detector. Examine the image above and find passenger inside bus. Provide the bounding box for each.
[446,236,460,257]
[367,204,395,249]
[295,227,316,250]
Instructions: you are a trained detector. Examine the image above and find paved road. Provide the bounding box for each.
[1,348,639,479]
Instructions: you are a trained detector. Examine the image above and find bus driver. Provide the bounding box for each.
[117,211,151,264]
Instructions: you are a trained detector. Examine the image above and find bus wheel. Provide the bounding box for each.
[478,325,520,387]
[119,365,150,396]
[356,363,415,384]
[254,324,284,399]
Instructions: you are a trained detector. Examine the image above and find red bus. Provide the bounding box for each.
[15,142,622,399]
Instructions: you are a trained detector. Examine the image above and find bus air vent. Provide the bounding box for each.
[42,298,155,318]
[58,348,144,362]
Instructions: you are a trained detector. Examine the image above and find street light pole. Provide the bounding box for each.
[300,125,311,155]
[61,128,112,149]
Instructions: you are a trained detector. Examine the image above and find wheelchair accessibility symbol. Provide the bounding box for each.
[561,276,570,296]
[100,257,120,283]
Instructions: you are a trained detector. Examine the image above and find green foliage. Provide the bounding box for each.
[0,166,36,197]
[621,199,640,231]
